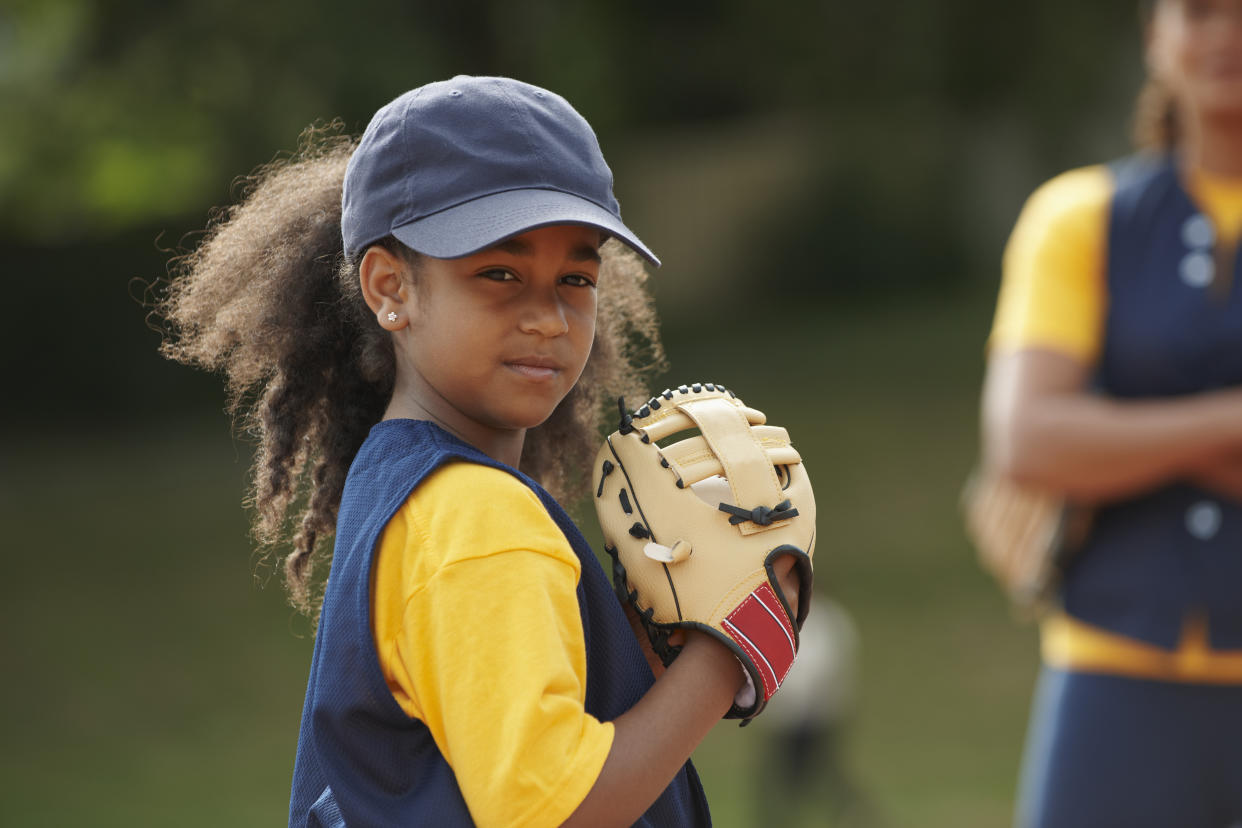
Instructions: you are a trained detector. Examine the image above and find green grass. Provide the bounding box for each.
[1,295,1038,827]
[663,295,1039,828]
[1,426,311,826]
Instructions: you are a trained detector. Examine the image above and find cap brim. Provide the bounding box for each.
[390,188,660,267]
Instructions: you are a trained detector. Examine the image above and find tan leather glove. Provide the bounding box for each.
[593,383,816,719]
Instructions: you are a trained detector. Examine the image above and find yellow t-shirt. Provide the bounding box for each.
[993,162,1242,682]
[370,461,613,827]
[990,165,1112,362]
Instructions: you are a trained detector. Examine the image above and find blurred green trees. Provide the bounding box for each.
[0,0,1145,433]
[1,0,1146,428]
[2,0,1141,243]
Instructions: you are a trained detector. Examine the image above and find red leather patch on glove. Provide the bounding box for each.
[722,582,796,701]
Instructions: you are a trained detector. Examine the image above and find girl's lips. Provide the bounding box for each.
[505,357,563,381]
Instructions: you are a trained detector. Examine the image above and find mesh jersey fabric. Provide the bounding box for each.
[288,419,711,827]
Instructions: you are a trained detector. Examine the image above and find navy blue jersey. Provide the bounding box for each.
[289,419,711,826]
[1060,154,1242,649]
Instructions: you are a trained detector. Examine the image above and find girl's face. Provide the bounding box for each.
[393,224,602,441]
[1149,0,1242,118]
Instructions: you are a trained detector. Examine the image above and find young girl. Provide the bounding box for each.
[983,2,1242,824]
[161,75,797,827]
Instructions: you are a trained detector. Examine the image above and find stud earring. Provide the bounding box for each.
[386,312,398,323]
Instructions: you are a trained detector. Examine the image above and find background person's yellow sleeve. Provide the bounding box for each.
[1187,168,1242,250]
[372,462,614,828]
[989,165,1113,362]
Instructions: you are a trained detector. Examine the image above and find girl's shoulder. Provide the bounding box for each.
[394,459,579,574]
[420,459,541,507]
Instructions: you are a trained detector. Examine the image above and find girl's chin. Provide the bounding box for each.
[491,404,563,433]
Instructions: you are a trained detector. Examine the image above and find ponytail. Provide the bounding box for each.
[1132,0,1178,153]
[159,125,394,614]
[1132,76,1179,153]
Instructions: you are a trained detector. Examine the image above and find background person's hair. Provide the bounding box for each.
[158,125,665,615]
[1132,0,1179,152]
[1132,77,1179,152]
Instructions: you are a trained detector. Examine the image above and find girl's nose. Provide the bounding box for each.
[518,288,570,337]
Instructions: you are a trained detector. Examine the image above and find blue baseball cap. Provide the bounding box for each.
[341,76,659,266]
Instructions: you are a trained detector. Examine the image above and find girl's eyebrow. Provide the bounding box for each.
[490,237,603,264]
[571,245,603,264]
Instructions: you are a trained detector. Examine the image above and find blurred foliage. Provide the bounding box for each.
[1,0,1142,241]
[0,0,1146,430]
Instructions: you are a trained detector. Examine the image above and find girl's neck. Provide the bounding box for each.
[1179,110,1242,179]
[384,376,526,469]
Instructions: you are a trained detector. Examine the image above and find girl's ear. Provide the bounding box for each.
[359,246,411,331]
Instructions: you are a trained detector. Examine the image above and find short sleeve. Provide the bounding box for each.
[989,165,1113,363]
[371,462,614,828]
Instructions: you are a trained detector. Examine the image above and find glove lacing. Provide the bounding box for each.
[717,499,799,526]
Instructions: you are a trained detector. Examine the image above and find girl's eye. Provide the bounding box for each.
[561,273,597,288]
[479,268,517,282]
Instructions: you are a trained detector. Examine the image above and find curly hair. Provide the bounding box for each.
[158,125,665,614]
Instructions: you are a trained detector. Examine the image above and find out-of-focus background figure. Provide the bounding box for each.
[979,1,1242,825]
[756,597,871,827]
[0,1,1180,825]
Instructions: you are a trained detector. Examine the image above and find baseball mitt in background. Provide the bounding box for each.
[593,383,815,720]
[961,469,1091,619]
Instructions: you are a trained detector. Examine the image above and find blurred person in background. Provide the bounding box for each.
[981,1,1242,825]
[757,597,870,827]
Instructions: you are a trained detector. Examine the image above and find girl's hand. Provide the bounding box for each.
[771,553,803,620]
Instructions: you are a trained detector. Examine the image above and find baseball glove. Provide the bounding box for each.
[593,382,815,720]
[961,468,1092,619]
